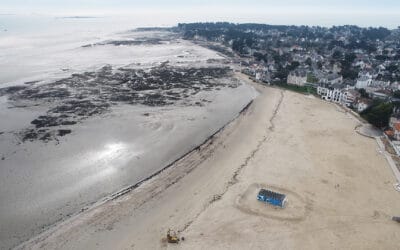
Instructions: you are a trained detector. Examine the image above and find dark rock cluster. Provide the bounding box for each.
[82,38,165,47]
[1,65,237,142]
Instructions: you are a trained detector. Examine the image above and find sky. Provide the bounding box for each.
[1,0,400,28]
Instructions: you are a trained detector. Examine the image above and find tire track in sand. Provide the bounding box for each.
[179,89,285,233]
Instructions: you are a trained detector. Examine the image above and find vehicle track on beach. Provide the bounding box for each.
[230,89,284,185]
[179,88,285,233]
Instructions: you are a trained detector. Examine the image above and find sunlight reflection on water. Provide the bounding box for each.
[29,142,141,209]
[95,142,128,163]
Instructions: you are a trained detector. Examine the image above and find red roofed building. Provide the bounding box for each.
[394,123,400,141]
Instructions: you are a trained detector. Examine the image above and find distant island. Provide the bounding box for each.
[57,16,100,19]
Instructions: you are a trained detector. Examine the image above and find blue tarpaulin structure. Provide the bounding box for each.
[257,189,287,207]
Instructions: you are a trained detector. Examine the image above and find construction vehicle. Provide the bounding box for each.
[392,216,400,223]
[167,229,180,244]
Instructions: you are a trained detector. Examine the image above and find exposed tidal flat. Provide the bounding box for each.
[0,30,257,249]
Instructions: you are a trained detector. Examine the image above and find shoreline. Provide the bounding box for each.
[17,75,400,249]
[107,100,254,203]
[15,77,257,249]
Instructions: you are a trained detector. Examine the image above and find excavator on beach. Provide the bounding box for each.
[392,216,400,223]
[167,229,180,243]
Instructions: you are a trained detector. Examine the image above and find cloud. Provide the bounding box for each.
[2,0,399,28]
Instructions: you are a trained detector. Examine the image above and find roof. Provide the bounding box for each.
[289,70,307,78]
[343,79,356,85]
[346,89,360,97]
[327,73,342,80]
[358,98,372,105]
[391,113,400,119]
[358,76,371,81]
[385,129,394,136]
[372,91,388,97]
[375,89,391,95]
[258,189,286,201]
[395,123,400,131]
[331,83,344,89]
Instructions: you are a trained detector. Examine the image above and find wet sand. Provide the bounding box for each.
[17,75,400,249]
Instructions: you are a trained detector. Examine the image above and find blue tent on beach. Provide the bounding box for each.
[257,189,287,207]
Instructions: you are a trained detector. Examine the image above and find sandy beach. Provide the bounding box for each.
[17,75,400,250]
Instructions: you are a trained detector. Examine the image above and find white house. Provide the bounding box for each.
[394,126,400,141]
[255,72,263,81]
[287,70,307,86]
[341,89,360,107]
[317,86,359,107]
[333,64,342,73]
[371,91,389,100]
[355,75,372,89]
[354,60,366,69]
[317,86,344,103]
[356,98,372,113]
[370,80,390,89]
[390,82,400,91]
[389,115,400,141]
[320,73,343,85]
[389,115,400,129]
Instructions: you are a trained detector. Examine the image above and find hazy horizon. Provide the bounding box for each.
[1,0,400,28]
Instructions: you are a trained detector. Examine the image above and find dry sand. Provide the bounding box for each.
[18,75,400,249]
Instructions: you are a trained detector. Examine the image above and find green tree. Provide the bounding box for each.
[341,67,359,80]
[287,61,300,71]
[344,53,356,64]
[393,90,400,99]
[307,73,318,83]
[232,39,245,54]
[361,101,393,128]
[358,88,369,98]
[305,57,312,66]
[253,52,264,61]
[332,50,343,60]
[273,54,281,64]
[387,64,399,73]
[274,65,289,80]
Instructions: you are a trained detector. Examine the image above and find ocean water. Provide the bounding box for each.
[0,15,155,86]
[0,15,257,249]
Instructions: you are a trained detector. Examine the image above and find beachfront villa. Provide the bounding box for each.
[287,70,307,86]
[355,75,373,89]
[317,86,343,102]
[320,73,343,85]
[356,98,373,112]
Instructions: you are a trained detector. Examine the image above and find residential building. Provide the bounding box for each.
[320,73,343,85]
[356,98,372,113]
[371,80,390,89]
[355,75,372,89]
[392,123,400,141]
[389,115,400,129]
[371,91,389,100]
[317,86,344,103]
[287,70,307,86]
[341,89,360,107]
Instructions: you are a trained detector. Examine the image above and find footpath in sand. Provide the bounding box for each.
[20,76,400,249]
